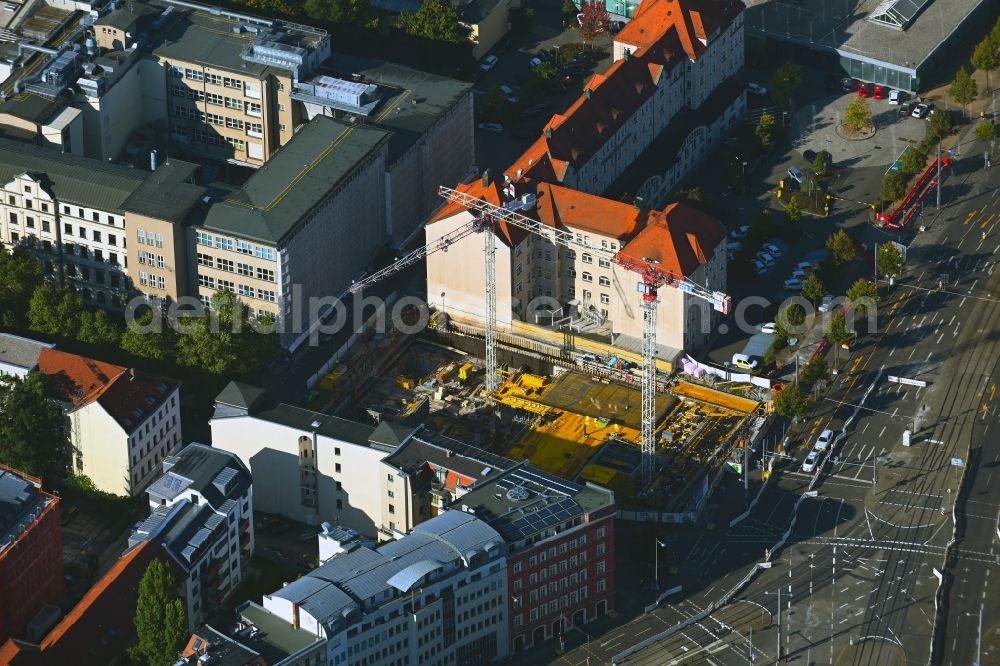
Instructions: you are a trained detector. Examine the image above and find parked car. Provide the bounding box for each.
[730,224,750,239]
[760,322,778,334]
[857,82,874,98]
[796,261,819,271]
[783,278,804,290]
[731,353,759,370]
[911,103,930,119]
[814,429,834,451]
[752,259,768,275]
[841,77,855,91]
[873,85,887,100]
[888,89,904,104]
[787,166,805,183]
[898,100,914,117]
[499,85,519,104]
[763,242,783,257]
[529,57,542,68]
[790,269,810,280]
[802,451,819,473]
[480,55,498,72]
[818,295,835,312]
[748,82,768,96]
[756,251,776,267]
[477,122,503,134]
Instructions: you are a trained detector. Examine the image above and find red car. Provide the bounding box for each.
[857,82,874,98]
[873,85,887,100]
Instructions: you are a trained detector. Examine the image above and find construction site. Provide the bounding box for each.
[303,316,762,517]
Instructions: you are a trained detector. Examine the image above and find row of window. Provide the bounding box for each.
[7,214,124,250]
[195,232,274,260]
[184,69,245,90]
[137,251,165,268]
[172,86,245,111]
[136,229,164,248]
[139,272,167,290]
[197,274,276,302]
[173,105,264,135]
[196,253,274,281]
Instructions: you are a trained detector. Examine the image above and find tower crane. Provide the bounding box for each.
[351,184,731,487]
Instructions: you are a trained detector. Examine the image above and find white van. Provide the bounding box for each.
[731,353,759,370]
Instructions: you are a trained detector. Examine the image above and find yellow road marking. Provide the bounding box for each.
[990,384,997,402]
[964,210,978,225]
[982,213,996,229]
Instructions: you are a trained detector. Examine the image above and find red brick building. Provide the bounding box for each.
[0,465,64,644]
[453,465,616,653]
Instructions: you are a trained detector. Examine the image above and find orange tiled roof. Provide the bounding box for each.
[37,348,179,433]
[428,178,528,248]
[505,0,743,190]
[534,182,645,239]
[620,201,726,277]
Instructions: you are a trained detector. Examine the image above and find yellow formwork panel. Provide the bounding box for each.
[672,382,759,414]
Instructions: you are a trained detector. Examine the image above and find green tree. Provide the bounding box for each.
[975,120,997,143]
[785,196,802,223]
[812,150,832,177]
[826,311,857,365]
[801,272,825,306]
[561,0,578,23]
[578,0,610,45]
[121,311,176,361]
[756,113,777,147]
[876,242,905,279]
[779,302,806,328]
[28,284,84,338]
[773,382,811,419]
[397,0,462,42]
[304,0,372,23]
[880,172,908,203]
[532,60,559,81]
[948,66,978,119]
[825,229,856,266]
[843,97,872,133]
[0,374,63,476]
[799,356,830,387]
[78,310,122,346]
[0,248,44,330]
[900,147,928,175]
[972,36,999,93]
[925,108,954,146]
[846,278,878,315]
[132,559,187,666]
[769,63,801,110]
[175,291,279,379]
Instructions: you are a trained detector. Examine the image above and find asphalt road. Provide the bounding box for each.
[603,134,1000,666]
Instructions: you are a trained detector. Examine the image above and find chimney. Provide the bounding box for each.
[481,168,491,188]
[129,368,136,381]
[633,196,646,211]
[584,88,592,99]
[545,128,553,139]
[292,603,300,629]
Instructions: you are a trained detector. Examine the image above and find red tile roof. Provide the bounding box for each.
[620,202,726,277]
[429,178,528,247]
[0,541,177,666]
[504,0,743,190]
[37,348,179,433]
[534,182,645,239]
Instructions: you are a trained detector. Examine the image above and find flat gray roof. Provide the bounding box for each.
[0,333,54,372]
[196,116,389,244]
[120,159,206,223]
[745,0,989,71]
[239,602,324,661]
[322,53,472,164]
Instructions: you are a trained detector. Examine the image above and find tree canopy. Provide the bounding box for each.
[826,229,856,266]
[779,302,806,329]
[756,113,777,147]
[948,66,978,117]
[925,108,954,146]
[812,150,832,177]
[578,1,610,44]
[826,311,857,347]
[876,242,905,278]
[972,36,999,93]
[132,559,188,666]
[304,0,373,23]
[846,278,878,315]
[397,0,462,42]
[975,120,997,144]
[800,356,830,387]
[880,172,908,203]
[121,311,176,361]
[0,248,43,330]
[769,63,801,110]
[28,284,85,339]
[899,147,927,175]
[843,97,872,133]
[0,374,63,477]
[774,382,811,419]
[801,272,825,306]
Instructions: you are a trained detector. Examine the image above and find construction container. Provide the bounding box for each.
[520,373,548,390]
[396,375,412,390]
[458,363,474,381]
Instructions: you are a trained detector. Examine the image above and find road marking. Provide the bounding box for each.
[937,333,944,344]
[983,213,996,229]
[964,210,978,225]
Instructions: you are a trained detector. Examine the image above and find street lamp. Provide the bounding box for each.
[654,539,667,591]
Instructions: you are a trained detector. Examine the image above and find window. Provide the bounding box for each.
[278,103,286,111]
[335,463,342,473]
[185,68,204,82]
[597,579,606,592]
[137,229,147,245]
[139,271,148,286]
[597,543,606,556]
[198,272,215,289]
[236,240,253,255]
[108,234,116,246]
[279,123,287,132]
[225,97,243,110]
[157,276,166,290]
[388,504,395,514]
[41,220,50,233]
[226,117,244,130]
[599,276,610,287]
[205,73,222,86]
[25,217,34,228]
[238,284,255,298]
[387,489,394,497]
[237,262,253,277]
[206,92,223,105]
[206,112,224,126]
[223,77,242,89]
[196,231,212,246]
[256,267,274,282]
[597,527,605,538]
[8,213,17,225]
[197,253,214,267]
[246,102,262,116]
[218,258,234,272]
[258,289,276,302]
[582,253,593,264]
[218,279,234,292]
[599,258,611,268]
[246,122,263,135]
[582,272,593,283]
[93,230,102,242]
[600,293,610,304]
[63,222,72,234]
[597,560,606,574]
[215,237,234,251]
[255,246,274,260]
[583,290,592,301]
